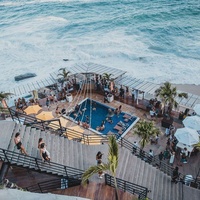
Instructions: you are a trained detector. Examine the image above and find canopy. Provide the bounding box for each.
[24,105,42,115]
[183,116,200,130]
[36,111,54,121]
[193,104,200,115]
[48,117,69,130]
[174,127,199,145]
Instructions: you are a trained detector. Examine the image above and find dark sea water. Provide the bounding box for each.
[0,0,200,91]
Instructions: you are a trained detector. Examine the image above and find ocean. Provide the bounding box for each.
[0,0,200,92]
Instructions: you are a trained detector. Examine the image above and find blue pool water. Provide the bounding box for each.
[69,98,138,138]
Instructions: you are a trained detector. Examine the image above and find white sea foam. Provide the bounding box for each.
[0,0,200,92]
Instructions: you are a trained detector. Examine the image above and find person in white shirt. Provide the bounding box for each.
[132,141,138,154]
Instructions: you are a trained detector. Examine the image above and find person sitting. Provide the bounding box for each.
[14,132,28,156]
[82,121,89,129]
[96,124,105,131]
[106,117,113,124]
[60,107,66,115]
[40,143,50,163]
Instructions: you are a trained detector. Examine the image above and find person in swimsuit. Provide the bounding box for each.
[40,143,50,162]
[96,151,103,163]
[14,132,28,155]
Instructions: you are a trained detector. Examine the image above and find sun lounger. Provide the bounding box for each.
[123,114,132,121]
[114,125,123,132]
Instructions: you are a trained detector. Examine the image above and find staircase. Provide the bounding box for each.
[4,122,108,173]
[116,147,200,200]
[1,121,200,200]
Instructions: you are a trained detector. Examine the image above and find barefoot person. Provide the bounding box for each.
[14,132,28,155]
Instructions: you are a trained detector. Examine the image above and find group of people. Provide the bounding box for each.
[14,98,27,111]
[14,133,50,163]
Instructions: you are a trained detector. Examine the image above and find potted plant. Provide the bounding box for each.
[107,93,114,102]
[66,93,73,102]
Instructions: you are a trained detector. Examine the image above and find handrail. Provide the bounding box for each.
[26,177,81,193]
[105,174,148,200]
[8,107,109,145]
[119,137,200,189]
[0,147,84,179]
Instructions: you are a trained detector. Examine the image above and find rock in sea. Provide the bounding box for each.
[14,73,37,81]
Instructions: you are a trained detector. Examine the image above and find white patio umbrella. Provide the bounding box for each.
[193,104,200,116]
[174,127,199,146]
[183,116,200,130]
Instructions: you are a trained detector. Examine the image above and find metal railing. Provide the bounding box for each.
[0,148,84,179]
[8,107,109,145]
[105,174,148,200]
[119,137,200,190]
[26,177,81,193]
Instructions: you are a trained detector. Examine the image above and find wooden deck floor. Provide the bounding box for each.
[53,182,136,200]
[2,162,137,200]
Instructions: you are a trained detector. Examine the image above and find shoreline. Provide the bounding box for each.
[172,84,200,96]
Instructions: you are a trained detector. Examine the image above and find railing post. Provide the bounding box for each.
[124,180,126,192]
[120,138,123,147]
[2,149,9,162]
[8,107,14,121]
[38,183,43,193]
[64,166,68,177]
[87,135,89,145]
[35,158,41,171]
[105,174,107,185]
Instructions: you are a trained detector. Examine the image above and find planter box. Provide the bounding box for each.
[107,94,114,103]
[66,94,73,102]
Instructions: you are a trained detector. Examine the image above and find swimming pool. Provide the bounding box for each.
[68,98,139,139]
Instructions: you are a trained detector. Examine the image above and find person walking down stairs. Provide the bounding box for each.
[39,143,51,163]
[96,151,103,164]
[14,132,28,156]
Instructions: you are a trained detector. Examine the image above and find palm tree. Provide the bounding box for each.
[155,82,188,114]
[194,142,200,150]
[82,135,119,200]
[0,92,12,106]
[134,120,160,149]
[103,73,114,90]
[57,68,71,83]
[103,73,113,81]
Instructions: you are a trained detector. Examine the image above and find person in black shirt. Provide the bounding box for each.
[171,166,179,183]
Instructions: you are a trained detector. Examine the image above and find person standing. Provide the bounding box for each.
[148,149,154,163]
[96,151,103,164]
[171,166,179,183]
[158,151,164,166]
[169,152,175,166]
[132,141,138,154]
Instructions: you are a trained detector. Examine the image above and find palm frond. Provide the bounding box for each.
[108,136,119,172]
[0,92,12,101]
[81,163,109,185]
